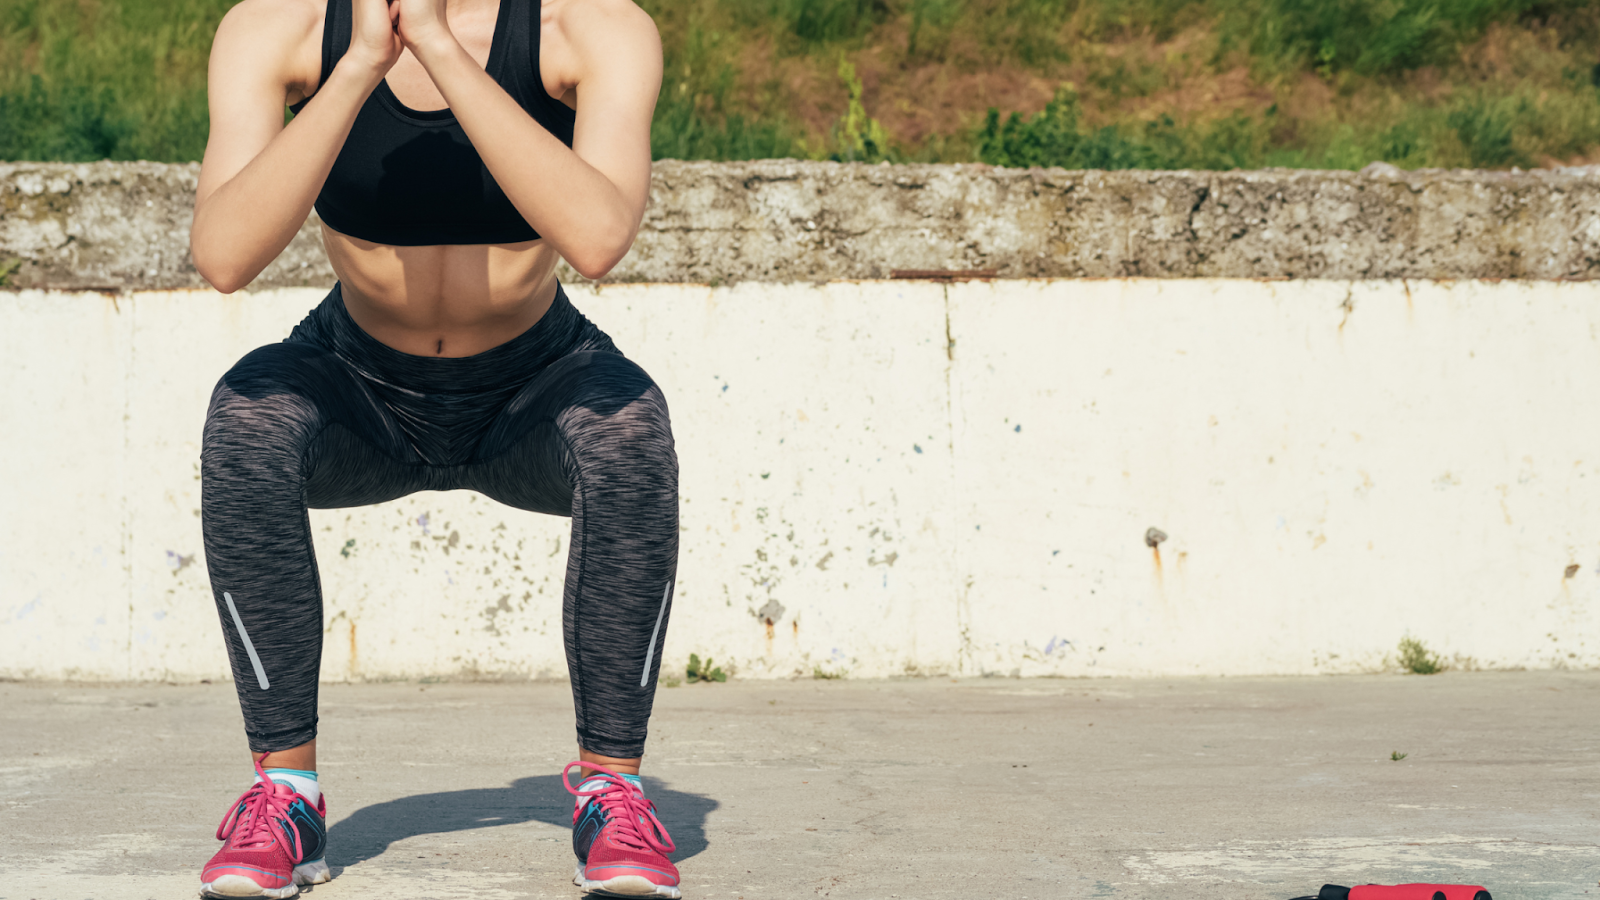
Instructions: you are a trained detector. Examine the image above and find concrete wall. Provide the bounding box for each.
[5,161,1600,291]
[4,279,1598,682]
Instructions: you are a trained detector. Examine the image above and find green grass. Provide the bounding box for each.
[4,0,1599,168]
[0,0,228,162]
[976,87,1274,170]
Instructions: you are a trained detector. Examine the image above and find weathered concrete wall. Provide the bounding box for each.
[3,161,1598,290]
[3,279,1598,682]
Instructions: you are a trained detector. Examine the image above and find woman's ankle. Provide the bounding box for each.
[579,748,641,777]
[255,738,316,772]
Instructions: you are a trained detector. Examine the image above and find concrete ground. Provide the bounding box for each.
[1,673,1597,900]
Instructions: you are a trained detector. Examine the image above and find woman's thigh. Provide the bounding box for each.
[466,350,674,514]
[205,340,431,510]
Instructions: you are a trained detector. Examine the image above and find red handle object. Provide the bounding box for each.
[1350,886,1491,900]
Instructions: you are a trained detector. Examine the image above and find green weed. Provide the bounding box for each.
[811,664,845,679]
[686,653,727,683]
[827,56,889,162]
[978,88,1131,168]
[0,257,22,288]
[1390,750,1408,761]
[1397,636,1445,675]
[976,87,1275,170]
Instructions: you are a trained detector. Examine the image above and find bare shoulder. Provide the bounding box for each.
[551,0,658,41]
[215,0,323,45]
[544,0,660,83]
[211,0,325,99]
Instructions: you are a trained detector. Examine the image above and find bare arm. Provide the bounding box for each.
[398,0,661,280]
[191,0,401,293]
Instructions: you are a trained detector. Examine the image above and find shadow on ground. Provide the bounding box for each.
[326,774,717,869]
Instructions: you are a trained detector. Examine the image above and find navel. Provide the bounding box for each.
[436,339,444,355]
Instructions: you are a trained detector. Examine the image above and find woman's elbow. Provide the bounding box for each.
[565,238,632,282]
[193,258,248,294]
[208,276,248,295]
[190,239,249,294]
[568,255,618,282]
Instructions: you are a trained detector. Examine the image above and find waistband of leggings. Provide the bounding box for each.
[290,282,592,393]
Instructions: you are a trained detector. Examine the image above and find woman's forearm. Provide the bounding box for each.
[191,61,385,293]
[410,36,638,279]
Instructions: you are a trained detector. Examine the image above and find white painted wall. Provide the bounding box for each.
[2,279,1597,682]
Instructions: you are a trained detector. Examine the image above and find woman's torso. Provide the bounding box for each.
[285,0,580,358]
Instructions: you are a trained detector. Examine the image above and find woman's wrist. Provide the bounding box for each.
[332,51,394,92]
[405,27,467,72]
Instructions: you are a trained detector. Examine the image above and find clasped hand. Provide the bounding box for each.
[348,0,458,73]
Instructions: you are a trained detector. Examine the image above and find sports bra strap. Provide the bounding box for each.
[318,0,351,96]
[288,0,349,115]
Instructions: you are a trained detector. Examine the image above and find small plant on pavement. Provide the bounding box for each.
[687,653,727,683]
[1397,636,1444,674]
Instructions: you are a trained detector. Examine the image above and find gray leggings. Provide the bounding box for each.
[201,284,677,757]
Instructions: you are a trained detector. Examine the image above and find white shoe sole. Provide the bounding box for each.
[573,863,682,899]
[199,859,331,899]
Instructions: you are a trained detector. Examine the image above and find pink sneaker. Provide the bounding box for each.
[199,757,330,899]
[565,761,681,898]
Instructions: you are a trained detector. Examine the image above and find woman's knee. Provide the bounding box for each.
[203,344,331,464]
[556,355,677,474]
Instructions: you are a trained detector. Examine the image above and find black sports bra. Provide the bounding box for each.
[288,0,576,246]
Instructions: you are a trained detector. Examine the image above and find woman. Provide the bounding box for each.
[191,0,679,896]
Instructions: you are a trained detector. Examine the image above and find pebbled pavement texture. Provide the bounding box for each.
[1,672,1597,900]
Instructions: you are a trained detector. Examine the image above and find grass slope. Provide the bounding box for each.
[3,0,1599,168]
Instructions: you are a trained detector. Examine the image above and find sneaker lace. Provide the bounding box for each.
[215,755,305,858]
[563,761,676,856]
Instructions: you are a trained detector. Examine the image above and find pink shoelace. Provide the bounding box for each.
[563,761,676,856]
[215,756,304,858]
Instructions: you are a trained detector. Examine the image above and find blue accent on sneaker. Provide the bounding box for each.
[264,768,319,781]
[283,797,328,863]
[572,774,642,863]
[574,803,603,863]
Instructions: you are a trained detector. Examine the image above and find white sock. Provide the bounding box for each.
[576,773,642,811]
[258,767,321,805]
